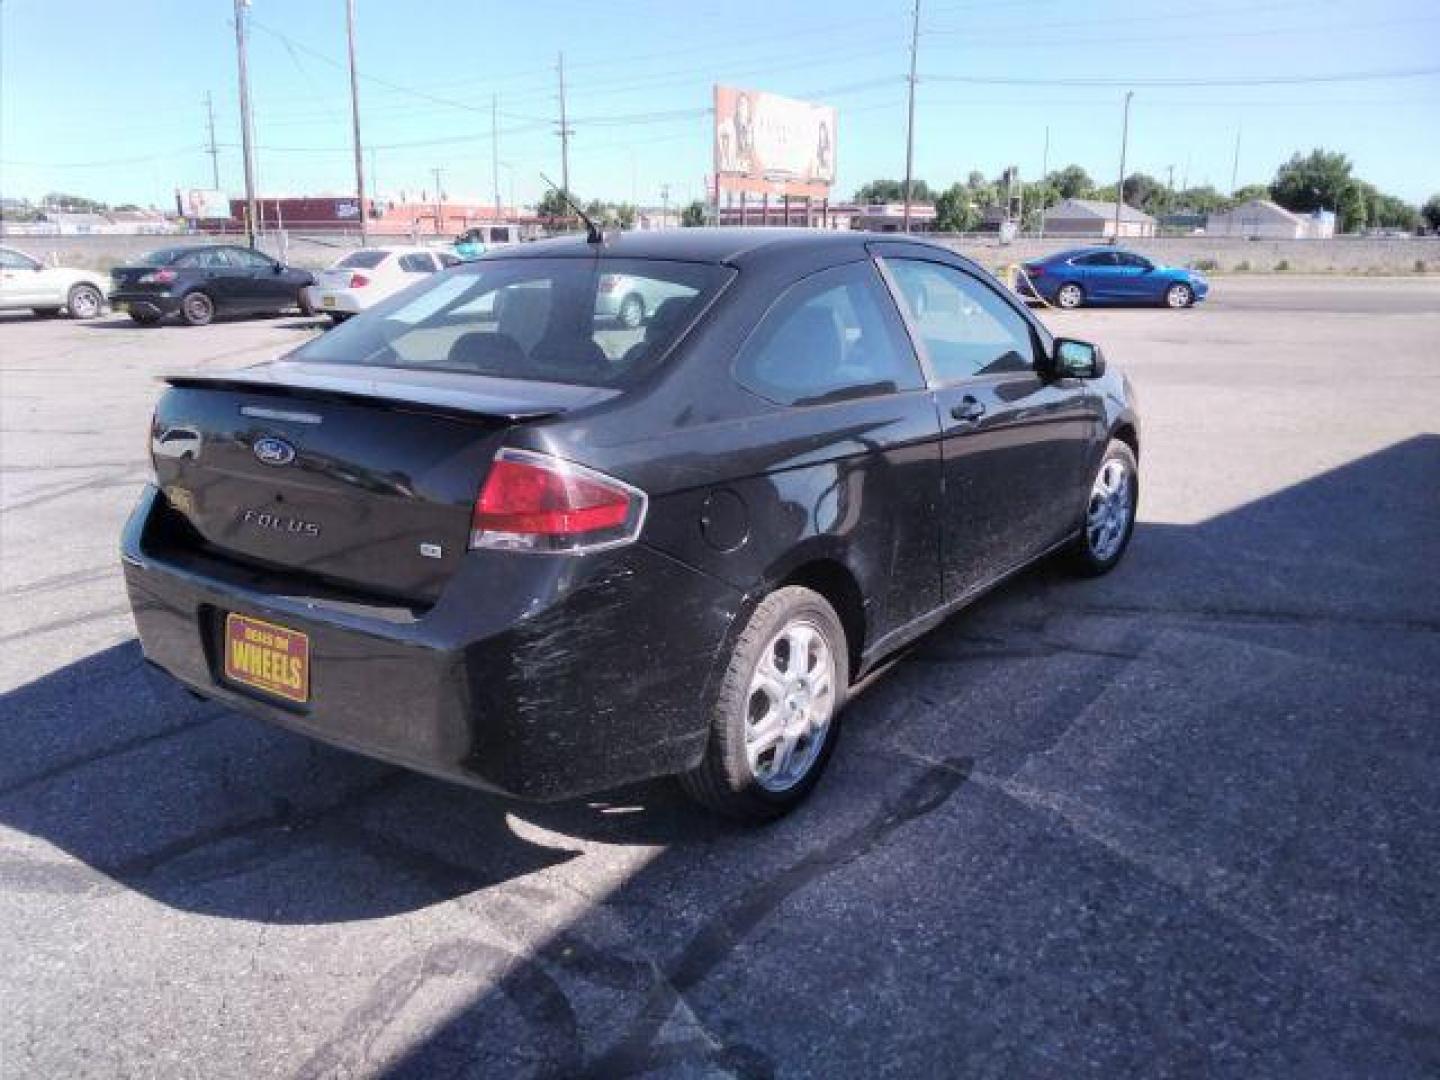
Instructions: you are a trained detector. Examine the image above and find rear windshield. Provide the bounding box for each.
[135,247,189,266]
[291,257,732,389]
[334,250,389,269]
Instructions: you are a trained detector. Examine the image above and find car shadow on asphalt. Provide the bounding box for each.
[1,437,1438,1074]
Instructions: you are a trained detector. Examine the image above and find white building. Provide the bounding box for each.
[1205,199,1335,239]
[1042,198,1156,238]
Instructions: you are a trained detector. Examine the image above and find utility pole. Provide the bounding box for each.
[661,183,670,226]
[1037,124,1049,239]
[232,0,259,248]
[902,0,921,233]
[431,167,444,236]
[1166,164,1175,195]
[1230,125,1241,194]
[556,52,571,197]
[491,93,502,219]
[204,91,220,190]
[1112,90,1133,243]
[344,0,368,245]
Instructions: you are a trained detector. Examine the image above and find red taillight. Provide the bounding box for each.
[139,269,177,284]
[598,274,619,293]
[349,273,370,288]
[470,449,646,553]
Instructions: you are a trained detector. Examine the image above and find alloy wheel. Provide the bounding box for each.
[1086,457,1133,561]
[1057,284,1084,309]
[68,285,102,319]
[1166,283,1192,308]
[744,618,837,792]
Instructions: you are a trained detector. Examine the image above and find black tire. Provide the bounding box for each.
[618,293,645,329]
[297,288,315,317]
[680,586,848,823]
[66,282,104,320]
[1164,282,1193,309]
[1066,439,1139,577]
[1055,282,1085,309]
[32,307,62,318]
[179,291,215,327]
[128,309,162,326]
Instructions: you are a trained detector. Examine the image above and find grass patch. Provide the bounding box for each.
[1274,259,1290,272]
[1233,260,1251,273]
[1191,258,1219,273]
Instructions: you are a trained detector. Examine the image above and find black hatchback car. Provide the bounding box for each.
[122,230,1139,821]
[110,244,314,326]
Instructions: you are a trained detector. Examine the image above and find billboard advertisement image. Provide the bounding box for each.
[714,85,836,198]
[181,188,231,220]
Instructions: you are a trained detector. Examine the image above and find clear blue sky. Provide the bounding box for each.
[2,0,1437,210]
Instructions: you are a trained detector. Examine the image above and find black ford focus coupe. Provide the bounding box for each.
[122,229,1139,822]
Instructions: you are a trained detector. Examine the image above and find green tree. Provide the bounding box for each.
[1228,184,1270,206]
[1422,194,1440,232]
[1270,149,1354,214]
[854,178,931,203]
[1366,189,1419,231]
[42,191,108,212]
[1175,185,1227,213]
[536,187,574,228]
[933,183,978,232]
[614,203,638,230]
[1122,172,1167,214]
[1337,183,1367,234]
[680,200,707,227]
[1047,164,1093,200]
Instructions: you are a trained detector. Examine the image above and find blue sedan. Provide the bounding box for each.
[1016,247,1209,309]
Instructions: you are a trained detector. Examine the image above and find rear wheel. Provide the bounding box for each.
[67,283,104,320]
[1066,439,1138,576]
[1055,282,1085,309]
[1165,282,1193,309]
[680,586,847,823]
[180,291,215,327]
[618,293,645,329]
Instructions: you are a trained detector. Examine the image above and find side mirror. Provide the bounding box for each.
[1051,337,1106,379]
[273,263,285,274]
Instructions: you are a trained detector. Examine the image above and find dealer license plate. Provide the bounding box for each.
[223,613,310,704]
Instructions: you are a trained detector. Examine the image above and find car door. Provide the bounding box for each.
[176,247,241,308]
[226,246,289,307]
[1072,251,1121,301]
[878,253,1102,602]
[1113,252,1157,300]
[0,247,46,307]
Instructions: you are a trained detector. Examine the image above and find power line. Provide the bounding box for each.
[920,64,1440,88]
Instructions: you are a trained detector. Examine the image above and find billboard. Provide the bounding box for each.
[181,188,231,220]
[714,85,836,199]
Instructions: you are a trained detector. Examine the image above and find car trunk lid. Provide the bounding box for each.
[151,361,616,603]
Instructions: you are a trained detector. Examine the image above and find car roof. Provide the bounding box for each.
[481,227,956,268]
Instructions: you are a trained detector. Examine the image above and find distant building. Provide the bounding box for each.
[1205,199,1335,239]
[1042,198,1156,238]
[714,201,933,231]
[224,196,539,237]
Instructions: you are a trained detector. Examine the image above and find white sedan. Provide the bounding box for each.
[0,245,109,319]
[304,245,459,323]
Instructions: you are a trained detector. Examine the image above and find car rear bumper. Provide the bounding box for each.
[110,290,182,317]
[304,286,366,314]
[121,485,742,800]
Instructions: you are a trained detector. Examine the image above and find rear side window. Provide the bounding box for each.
[734,261,922,406]
[291,257,731,389]
[0,248,39,270]
[1075,252,1116,267]
[488,227,511,243]
[884,258,1035,381]
[176,248,233,269]
[336,250,388,270]
[227,247,275,269]
[398,253,437,273]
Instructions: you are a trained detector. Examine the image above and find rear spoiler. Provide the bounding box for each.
[161,362,618,423]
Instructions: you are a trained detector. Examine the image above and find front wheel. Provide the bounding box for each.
[680,586,848,822]
[1055,282,1085,309]
[1165,282,1193,309]
[1066,439,1138,576]
[180,291,215,327]
[67,283,104,320]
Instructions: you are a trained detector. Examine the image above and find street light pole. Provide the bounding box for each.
[232,0,260,248]
[1113,90,1133,242]
[344,0,368,246]
[902,0,921,233]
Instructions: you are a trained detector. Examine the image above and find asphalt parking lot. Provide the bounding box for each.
[2,276,1438,1078]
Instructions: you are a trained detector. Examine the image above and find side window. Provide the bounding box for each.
[0,248,39,270]
[398,253,437,273]
[488,227,511,244]
[1119,252,1150,268]
[436,252,461,268]
[885,259,1035,381]
[177,249,230,269]
[1076,252,1115,267]
[228,247,274,269]
[734,261,923,406]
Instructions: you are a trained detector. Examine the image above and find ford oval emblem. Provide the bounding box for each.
[253,436,296,466]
